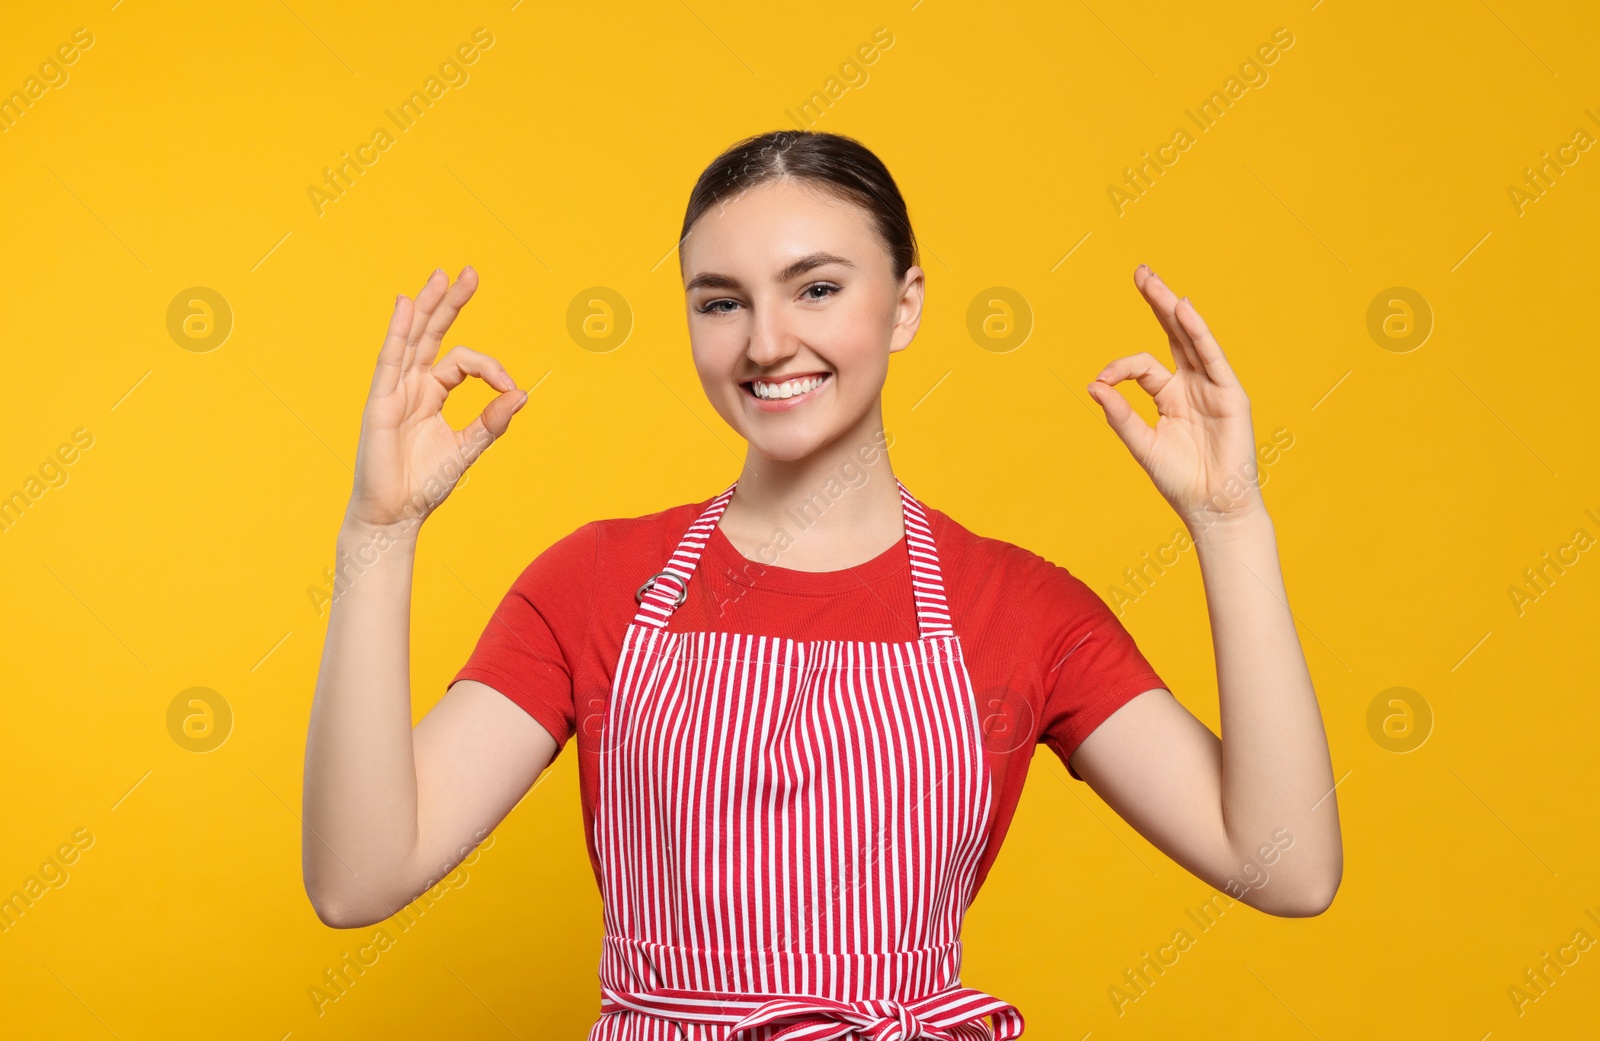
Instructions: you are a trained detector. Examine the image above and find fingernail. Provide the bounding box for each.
[512,391,529,410]
[434,268,446,279]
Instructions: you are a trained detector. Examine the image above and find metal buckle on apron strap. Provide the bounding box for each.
[634,571,688,607]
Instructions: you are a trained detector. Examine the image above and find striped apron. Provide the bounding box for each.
[588,478,1025,1041]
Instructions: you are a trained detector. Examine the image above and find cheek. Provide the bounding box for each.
[688,326,737,376]
[824,302,893,376]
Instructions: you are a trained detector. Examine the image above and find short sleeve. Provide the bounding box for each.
[448,521,598,753]
[1034,564,1168,781]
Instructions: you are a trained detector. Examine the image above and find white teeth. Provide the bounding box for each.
[750,375,825,400]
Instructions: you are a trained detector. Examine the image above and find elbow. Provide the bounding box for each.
[302,839,400,929]
[308,891,387,930]
[309,896,363,930]
[304,874,386,930]
[1267,870,1342,918]
[1226,854,1342,918]
[305,882,357,929]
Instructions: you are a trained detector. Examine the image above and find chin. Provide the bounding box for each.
[744,429,831,463]
[713,384,870,464]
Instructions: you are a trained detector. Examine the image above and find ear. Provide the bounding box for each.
[888,265,925,354]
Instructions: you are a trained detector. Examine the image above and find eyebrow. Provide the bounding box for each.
[684,251,856,293]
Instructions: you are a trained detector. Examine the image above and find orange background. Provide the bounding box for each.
[2,1,1597,1037]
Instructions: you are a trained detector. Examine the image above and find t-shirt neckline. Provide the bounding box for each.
[701,509,914,595]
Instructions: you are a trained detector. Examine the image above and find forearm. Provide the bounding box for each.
[301,519,425,924]
[1192,511,1341,914]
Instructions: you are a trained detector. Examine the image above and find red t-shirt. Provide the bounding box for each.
[449,493,1169,895]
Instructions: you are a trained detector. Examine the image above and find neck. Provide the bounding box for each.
[722,404,902,572]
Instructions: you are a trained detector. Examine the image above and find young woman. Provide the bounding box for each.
[303,130,1342,1039]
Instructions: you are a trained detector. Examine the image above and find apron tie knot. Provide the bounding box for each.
[724,987,1023,1041]
[725,995,939,1040]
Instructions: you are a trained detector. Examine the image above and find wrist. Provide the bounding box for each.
[338,511,422,551]
[1186,507,1274,549]
[327,518,417,610]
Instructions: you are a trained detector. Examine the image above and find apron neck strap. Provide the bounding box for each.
[631,478,953,639]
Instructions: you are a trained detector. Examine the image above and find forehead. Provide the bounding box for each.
[680,178,882,274]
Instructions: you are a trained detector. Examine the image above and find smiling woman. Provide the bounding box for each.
[675,133,922,508]
[304,127,1341,1041]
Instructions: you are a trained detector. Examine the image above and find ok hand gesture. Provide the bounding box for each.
[346,266,527,538]
[1087,266,1265,541]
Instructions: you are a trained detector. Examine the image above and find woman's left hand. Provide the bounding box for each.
[1087,265,1266,540]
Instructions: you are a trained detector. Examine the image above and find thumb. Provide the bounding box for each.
[459,389,528,462]
[1087,380,1155,462]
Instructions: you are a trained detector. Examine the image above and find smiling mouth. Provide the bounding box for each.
[741,372,831,401]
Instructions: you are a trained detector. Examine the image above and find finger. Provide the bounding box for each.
[1134,265,1203,373]
[401,269,451,372]
[1086,376,1156,467]
[430,345,516,394]
[371,294,414,399]
[417,266,480,366]
[1173,296,1240,389]
[1093,351,1176,401]
[1133,265,1194,364]
[1137,266,1202,372]
[456,387,529,465]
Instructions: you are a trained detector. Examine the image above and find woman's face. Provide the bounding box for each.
[681,177,923,463]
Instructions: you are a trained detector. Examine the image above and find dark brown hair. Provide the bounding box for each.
[678,130,919,283]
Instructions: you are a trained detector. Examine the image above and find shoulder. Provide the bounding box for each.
[920,501,1119,655]
[513,494,716,595]
[924,502,1099,607]
[498,495,717,638]
[587,496,720,586]
[588,496,711,554]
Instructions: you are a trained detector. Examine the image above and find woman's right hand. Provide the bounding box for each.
[346,266,527,537]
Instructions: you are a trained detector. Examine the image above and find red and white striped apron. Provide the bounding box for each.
[588,478,1025,1041]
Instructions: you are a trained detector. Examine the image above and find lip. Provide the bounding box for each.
[740,372,831,412]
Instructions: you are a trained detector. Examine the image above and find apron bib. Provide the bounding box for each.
[588,479,1025,1041]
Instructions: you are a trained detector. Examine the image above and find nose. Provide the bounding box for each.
[744,296,798,370]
